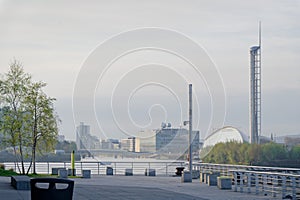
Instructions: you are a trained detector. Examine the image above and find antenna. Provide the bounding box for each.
[259,21,261,47]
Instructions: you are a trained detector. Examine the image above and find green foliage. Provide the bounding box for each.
[0,168,18,176]
[290,145,300,160]
[0,60,59,174]
[203,141,297,167]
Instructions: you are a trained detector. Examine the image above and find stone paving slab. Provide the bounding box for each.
[0,175,279,200]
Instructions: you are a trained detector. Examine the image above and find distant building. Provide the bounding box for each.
[100,139,120,150]
[139,130,156,153]
[76,122,100,150]
[203,126,248,148]
[120,137,140,152]
[155,125,200,155]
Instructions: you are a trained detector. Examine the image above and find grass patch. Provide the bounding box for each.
[27,174,56,178]
[0,168,18,176]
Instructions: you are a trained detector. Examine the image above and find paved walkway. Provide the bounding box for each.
[0,175,277,200]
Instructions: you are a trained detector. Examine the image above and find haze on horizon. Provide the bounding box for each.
[0,0,299,141]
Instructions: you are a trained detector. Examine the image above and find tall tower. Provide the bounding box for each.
[249,22,261,144]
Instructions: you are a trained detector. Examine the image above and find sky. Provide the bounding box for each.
[0,0,299,141]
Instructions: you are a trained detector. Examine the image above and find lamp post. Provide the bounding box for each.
[183,84,193,173]
[182,84,193,183]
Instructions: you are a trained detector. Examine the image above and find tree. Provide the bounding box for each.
[290,145,300,160]
[0,61,32,174]
[0,60,59,174]
[25,82,59,174]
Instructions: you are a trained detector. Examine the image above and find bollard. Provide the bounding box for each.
[70,150,75,176]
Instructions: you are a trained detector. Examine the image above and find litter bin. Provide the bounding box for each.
[175,167,185,176]
[30,178,74,200]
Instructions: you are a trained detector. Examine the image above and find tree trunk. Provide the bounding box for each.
[32,140,37,174]
[18,135,25,174]
[13,147,21,174]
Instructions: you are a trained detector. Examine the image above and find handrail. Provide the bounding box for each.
[195,162,300,199]
[4,161,185,176]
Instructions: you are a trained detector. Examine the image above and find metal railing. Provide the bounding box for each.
[4,161,185,176]
[232,170,300,199]
[193,163,300,176]
[194,163,300,199]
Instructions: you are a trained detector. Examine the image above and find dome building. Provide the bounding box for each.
[203,126,248,148]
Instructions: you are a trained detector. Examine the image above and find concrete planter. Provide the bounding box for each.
[207,173,218,186]
[51,167,66,175]
[106,167,113,175]
[148,169,156,176]
[82,170,91,178]
[68,169,76,176]
[217,177,232,190]
[181,171,192,183]
[125,168,133,176]
[192,170,200,179]
[58,169,68,178]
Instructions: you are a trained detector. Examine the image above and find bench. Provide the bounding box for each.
[11,175,30,190]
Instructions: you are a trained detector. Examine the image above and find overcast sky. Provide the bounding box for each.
[0,0,299,141]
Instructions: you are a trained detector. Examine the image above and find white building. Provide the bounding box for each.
[120,137,140,152]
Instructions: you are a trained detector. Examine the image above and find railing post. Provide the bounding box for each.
[240,172,244,193]
[166,163,168,176]
[47,162,49,175]
[81,162,83,173]
[272,175,277,197]
[262,175,267,196]
[234,172,238,192]
[98,162,100,175]
[292,177,296,200]
[255,173,259,195]
[282,176,286,199]
[247,173,251,193]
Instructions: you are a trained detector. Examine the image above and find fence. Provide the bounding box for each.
[195,163,300,199]
[4,161,185,176]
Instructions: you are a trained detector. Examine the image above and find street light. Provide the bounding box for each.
[182,84,193,183]
[184,84,192,174]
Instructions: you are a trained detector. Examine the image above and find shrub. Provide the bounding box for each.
[0,163,4,170]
